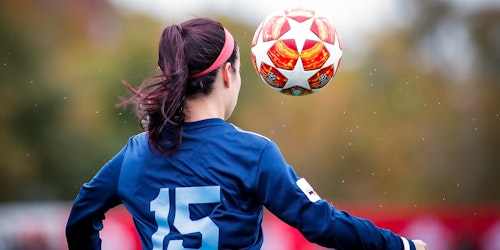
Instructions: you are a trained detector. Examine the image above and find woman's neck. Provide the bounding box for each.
[183,96,225,122]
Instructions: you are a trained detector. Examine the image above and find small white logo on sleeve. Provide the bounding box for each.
[296,178,321,202]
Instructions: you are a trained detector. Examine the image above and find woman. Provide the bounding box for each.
[66,17,428,250]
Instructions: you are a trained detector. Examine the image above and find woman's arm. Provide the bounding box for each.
[65,145,127,249]
[255,141,422,250]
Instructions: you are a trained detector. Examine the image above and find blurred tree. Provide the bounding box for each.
[308,0,500,203]
[0,0,498,206]
[0,0,150,200]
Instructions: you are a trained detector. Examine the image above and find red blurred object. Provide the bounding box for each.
[0,202,498,250]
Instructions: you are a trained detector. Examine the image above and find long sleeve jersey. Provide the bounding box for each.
[66,118,415,250]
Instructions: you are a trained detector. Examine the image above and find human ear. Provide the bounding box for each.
[222,62,232,88]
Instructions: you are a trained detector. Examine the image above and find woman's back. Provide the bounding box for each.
[118,119,272,249]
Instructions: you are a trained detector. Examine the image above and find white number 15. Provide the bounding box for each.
[150,186,221,250]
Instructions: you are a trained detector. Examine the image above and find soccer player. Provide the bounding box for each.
[66,17,428,250]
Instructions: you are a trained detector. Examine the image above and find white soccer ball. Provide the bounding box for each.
[251,6,343,96]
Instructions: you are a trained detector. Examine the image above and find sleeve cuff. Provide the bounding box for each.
[401,237,415,250]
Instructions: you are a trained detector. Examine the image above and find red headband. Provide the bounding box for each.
[189,28,235,78]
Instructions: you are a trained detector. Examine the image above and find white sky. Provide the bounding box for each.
[109,0,401,44]
[110,0,396,26]
[110,0,500,34]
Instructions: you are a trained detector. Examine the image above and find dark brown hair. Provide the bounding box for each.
[120,17,238,155]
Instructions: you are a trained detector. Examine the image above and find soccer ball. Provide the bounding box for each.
[251,6,343,96]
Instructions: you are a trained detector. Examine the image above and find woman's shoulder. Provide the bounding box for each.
[130,131,148,141]
[187,119,272,145]
[124,131,149,148]
[227,123,271,143]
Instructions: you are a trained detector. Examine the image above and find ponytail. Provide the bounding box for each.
[119,18,237,156]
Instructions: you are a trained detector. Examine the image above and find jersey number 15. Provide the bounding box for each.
[150,186,221,250]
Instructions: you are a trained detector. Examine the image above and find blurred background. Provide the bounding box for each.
[0,0,499,249]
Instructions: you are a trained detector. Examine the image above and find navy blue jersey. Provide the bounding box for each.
[66,118,415,250]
